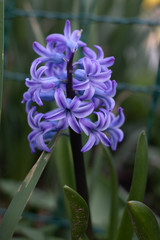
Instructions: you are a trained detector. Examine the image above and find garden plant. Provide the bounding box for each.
[0,1,160,239]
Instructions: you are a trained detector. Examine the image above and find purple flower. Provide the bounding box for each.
[79,109,111,152]
[46,20,86,55]
[93,80,117,110]
[33,41,65,64]
[106,107,125,151]
[22,58,56,106]
[27,107,57,153]
[73,57,112,100]
[44,88,94,134]
[83,45,115,71]
[22,19,125,153]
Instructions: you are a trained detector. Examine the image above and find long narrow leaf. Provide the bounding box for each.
[55,135,75,189]
[0,132,60,240]
[127,201,160,240]
[116,131,148,240]
[102,146,118,240]
[55,135,76,218]
[0,0,4,121]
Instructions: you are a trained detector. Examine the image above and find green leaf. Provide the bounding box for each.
[55,135,75,189]
[55,135,76,218]
[102,147,118,240]
[0,0,4,121]
[127,201,160,240]
[0,133,60,240]
[116,131,148,240]
[64,185,89,240]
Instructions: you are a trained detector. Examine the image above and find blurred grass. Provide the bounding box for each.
[0,0,4,121]
[0,0,160,238]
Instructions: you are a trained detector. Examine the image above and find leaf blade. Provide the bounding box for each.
[64,185,89,240]
[127,201,160,240]
[116,131,148,240]
[0,133,60,240]
[102,146,118,240]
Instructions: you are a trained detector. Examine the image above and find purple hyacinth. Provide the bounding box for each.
[106,107,125,150]
[22,19,125,152]
[46,20,86,56]
[44,88,94,134]
[73,57,112,100]
[27,107,57,153]
[79,109,111,152]
[83,45,115,71]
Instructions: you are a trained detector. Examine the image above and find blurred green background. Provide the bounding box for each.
[1,0,160,238]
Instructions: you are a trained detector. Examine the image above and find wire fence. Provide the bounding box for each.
[4,8,160,26]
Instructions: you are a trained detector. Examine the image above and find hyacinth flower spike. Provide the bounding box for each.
[22,19,125,154]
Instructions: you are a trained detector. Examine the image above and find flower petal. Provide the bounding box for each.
[80,85,95,100]
[64,20,71,38]
[68,114,81,133]
[71,30,82,42]
[81,134,97,152]
[74,69,86,81]
[83,57,93,75]
[74,102,94,118]
[90,70,112,82]
[105,80,117,97]
[36,134,51,152]
[46,34,66,44]
[33,89,43,106]
[98,108,111,130]
[79,118,95,135]
[54,88,67,108]
[83,47,97,59]
[40,90,55,102]
[99,56,115,67]
[94,45,104,59]
[57,118,68,130]
[27,107,37,129]
[94,111,105,129]
[97,131,110,147]
[77,40,86,47]
[33,42,50,57]
[110,107,125,128]
[69,96,81,110]
[44,108,66,120]
[73,79,90,91]
[36,66,48,79]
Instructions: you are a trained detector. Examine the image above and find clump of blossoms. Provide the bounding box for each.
[22,20,125,153]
